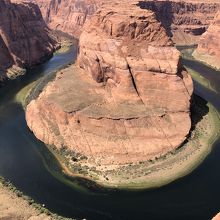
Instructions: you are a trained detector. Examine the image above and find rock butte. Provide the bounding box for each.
[193,10,220,69]
[26,1,193,165]
[0,0,58,83]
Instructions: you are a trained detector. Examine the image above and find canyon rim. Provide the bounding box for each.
[1,0,220,219]
[25,0,219,188]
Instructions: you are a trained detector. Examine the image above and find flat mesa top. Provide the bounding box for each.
[44,66,165,119]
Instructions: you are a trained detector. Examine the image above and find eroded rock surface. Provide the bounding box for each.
[193,11,220,69]
[26,3,193,165]
[138,0,220,45]
[0,0,58,83]
[31,0,220,44]
[31,0,99,37]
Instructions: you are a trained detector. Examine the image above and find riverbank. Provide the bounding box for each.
[0,177,71,220]
[38,93,219,190]
[0,38,78,220]
[179,46,220,91]
[25,63,220,190]
[21,38,220,190]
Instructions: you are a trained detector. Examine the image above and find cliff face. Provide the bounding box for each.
[193,11,220,69]
[138,0,220,45]
[31,0,220,44]
[32,0,98,37]
[0,0,58,82]
[26,2,193,165]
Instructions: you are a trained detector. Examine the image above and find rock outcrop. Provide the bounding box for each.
[0,0,58,83]
[193,11,220,69]
[31,0,99,37]
[31,0,220,44]
[26,2,193,165]
[138,0,220,45]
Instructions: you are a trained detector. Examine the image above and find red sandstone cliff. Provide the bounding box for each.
[0,0,58,82]
[193,11,220,69]
[31,0,220,44]
[138,0,220,45]
[26,2,193,165]
[31,0,98,37]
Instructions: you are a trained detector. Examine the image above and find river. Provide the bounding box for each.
[0,45,220,220]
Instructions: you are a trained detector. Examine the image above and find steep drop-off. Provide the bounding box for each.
[0,0,58,83]
[193,11,220,69]
[31,0,220,44]
[138,0,220,45]
[31,0,99,37]
[26,2,193,166]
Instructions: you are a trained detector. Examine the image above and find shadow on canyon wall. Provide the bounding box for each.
[137,0,220,38]
[137,1,175,37]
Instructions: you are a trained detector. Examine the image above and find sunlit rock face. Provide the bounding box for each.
[137,0,220,45]
[30,0,99,37]
[26,2,193,166]
[0,0,58,82]
[31,0,220,44]
[193,11,220,69]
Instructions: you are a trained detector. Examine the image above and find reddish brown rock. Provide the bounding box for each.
[0,0,58,82]
[138,0,220,45]
[26,3,193,166]
[31,0,220,44]
[193,11,220,69]
[31,0,99,37]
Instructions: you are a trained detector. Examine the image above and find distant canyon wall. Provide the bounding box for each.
[31,0,99,37]
[31,0,220,45]
[138,0,220,45]
[0,0,58,83]
[193,11,220,69]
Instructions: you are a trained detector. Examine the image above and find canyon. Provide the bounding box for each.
[26,1,193,167]
[23,0,220,190]
[193,10,220,69]
[30,0,99,37]
[31,0,220,44]
[0,0,218,190]
[0,0,58,83]
[0,0,220,219]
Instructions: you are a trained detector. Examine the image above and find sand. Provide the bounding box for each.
[0,182,52,220]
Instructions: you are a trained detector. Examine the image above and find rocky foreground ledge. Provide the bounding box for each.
[0,177,70,220]
[25,2,199,188]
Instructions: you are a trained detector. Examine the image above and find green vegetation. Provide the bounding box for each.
[55,40,74,54]
[31,94,220,190]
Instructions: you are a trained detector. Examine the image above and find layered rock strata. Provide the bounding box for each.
[138,0,220,45]
[31,0,99,37]
[26,3,193,166]
[0,0,58,82]
[31,0,220,44]
[193,11,220,69]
